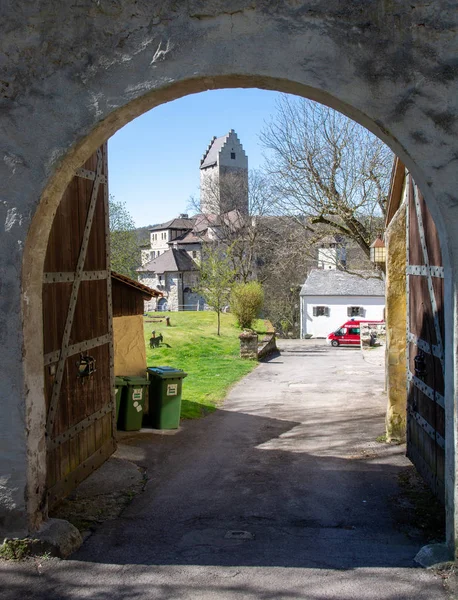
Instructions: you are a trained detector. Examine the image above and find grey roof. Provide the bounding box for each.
[200,132,230,169]
[300,269,385,297]
[169,230,208,244]
[149,217,195,232]
[137,248,198,273]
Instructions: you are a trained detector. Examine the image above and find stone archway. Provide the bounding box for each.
[1,2,458,553]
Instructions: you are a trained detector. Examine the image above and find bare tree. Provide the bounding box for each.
[189,170,278,283]
[260,96,393,258]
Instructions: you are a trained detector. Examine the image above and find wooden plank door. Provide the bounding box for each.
[406,175,445,502]
[42,144,116,508]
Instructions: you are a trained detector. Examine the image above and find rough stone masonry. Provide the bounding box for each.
[1,0,458,553]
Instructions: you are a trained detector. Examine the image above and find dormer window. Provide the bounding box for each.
[231,152,236,159]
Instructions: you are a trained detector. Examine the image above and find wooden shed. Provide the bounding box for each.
[112,271,162,377]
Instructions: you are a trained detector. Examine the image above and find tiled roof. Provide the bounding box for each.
[137,248,198,273]
[300,268,385,297]
[149,217,195,232]
[200,134,228,169]
[169,230,207,244]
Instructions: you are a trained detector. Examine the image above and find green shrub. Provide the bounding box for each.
[230,281,264,330]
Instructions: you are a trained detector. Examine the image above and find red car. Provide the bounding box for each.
[327,319,384,347]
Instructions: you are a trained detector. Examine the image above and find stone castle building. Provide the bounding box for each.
[200,129,248,214]
[138,131,248,310]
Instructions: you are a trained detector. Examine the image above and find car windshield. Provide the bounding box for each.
[334,328,345,335]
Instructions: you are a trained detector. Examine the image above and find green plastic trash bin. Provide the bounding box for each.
[114,376,127,422]
[118,376,149,431]
[147,366,187,429]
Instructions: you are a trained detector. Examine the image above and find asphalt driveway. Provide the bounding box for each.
[0,340,448,599]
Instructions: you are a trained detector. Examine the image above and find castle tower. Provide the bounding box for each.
[199,129,248,215]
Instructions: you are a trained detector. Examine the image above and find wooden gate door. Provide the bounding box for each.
[42,144,116,508]
[406,175,445,502]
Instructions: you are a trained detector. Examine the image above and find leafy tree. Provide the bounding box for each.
[260,95,393,259]
[230,281,264,330]
[109,196,141,279]
[198,244,236,336]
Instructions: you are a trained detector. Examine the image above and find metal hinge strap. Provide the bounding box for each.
[48,403,114,449]
[43,271,108,284]
[408,406,445,449]
[76,167,107,185]
[408,332,444,361]
[406,265,444,278]
[408,370,445,409]
[44,333,111,366]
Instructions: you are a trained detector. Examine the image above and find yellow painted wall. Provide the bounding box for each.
[385,202,407,442]
[113,315,147,377]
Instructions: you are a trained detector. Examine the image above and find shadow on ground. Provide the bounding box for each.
[59,407,445,570]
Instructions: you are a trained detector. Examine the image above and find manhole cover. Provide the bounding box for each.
[224,530,255,540]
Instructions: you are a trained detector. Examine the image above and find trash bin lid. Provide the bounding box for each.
[147,366,187,379]
[123,376,150,385]
[115,376,127,386]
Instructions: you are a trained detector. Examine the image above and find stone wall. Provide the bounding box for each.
[258,333,278,360]
[239,332,258,360]
[385,203,407,443]
[240,331,278,360]
[2,0,458,545]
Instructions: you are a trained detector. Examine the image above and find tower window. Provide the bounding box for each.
[231,152,236,159]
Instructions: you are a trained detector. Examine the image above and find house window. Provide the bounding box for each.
[152,251,155,258]
[348,306,364,317]
[313,306,329,317]
[231,152,236,159]
[192,250,197,258]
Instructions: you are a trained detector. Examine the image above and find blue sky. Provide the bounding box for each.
[108,88,283,227]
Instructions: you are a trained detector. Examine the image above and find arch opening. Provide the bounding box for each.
[20,76,453,557]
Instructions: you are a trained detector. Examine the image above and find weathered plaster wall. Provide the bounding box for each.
[113,315,147,377]
[385,203,407,443]
[0,0,457,546]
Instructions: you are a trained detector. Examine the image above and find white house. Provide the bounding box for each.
[300,269,385,338]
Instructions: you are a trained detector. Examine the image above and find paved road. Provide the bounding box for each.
[1,340,448,599]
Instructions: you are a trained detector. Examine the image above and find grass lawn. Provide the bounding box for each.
[144,311,267,419]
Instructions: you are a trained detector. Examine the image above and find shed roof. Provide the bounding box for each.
[385,156,406,227]
[300,268,385,297]
[111,271,162,298]
[137,248,198,273]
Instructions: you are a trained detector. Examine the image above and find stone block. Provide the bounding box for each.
[34,518,82,558]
